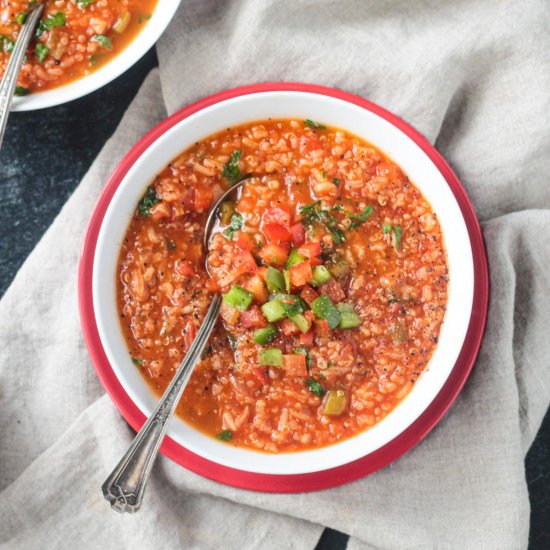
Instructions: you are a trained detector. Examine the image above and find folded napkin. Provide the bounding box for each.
[1,1,549,548]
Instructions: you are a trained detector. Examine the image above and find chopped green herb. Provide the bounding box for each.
[88,54,103,66]
[321,170,326,179]
[16,13,28,25]
[346,205,374,230]
[224,212,244,239]
[332,178,340,186]
[92,34,112,49]
[35,43,49,63]
[228,333,237,350]
[14,86,29,96]
[383,223,392,235]
[305,378,326,397]
[77,0,96,8]
[131,357,144,365]
[0,35,15,54]
[137,186,160,216]
[216,430,233,441]
[222,150,251,186]
[36,11,66,38]
[304,119,326,130]
[393,225,403,250]
[299,201,346,245]
[293,347,312,370]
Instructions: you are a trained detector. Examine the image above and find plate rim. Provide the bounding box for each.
[78,82,489,493]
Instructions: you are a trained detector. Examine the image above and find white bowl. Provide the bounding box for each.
[11,1,180,111]
[92,90,474,475]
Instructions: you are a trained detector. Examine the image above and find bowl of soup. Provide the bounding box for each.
[1,0,180,110]
[79,83,488,491]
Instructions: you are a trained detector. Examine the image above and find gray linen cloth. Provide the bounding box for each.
[1,1,549,548]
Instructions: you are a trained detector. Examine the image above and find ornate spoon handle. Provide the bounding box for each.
[0,5,44,149]
[102,294,222,513]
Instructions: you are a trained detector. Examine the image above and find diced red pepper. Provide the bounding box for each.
[300,285,319,306]
[236,231,256,251]
[218,251,257,287]
[298,329,315,347]
[240,305,268,328]
[263,223,292,243]
[183,321,197,351]
[243,274,268,304]
[282,354,308,377]
[320,277,346,302]
[279,318,300,336]
[259,243,289,266]
[253,366,269,385]
[289,260,313,287]
[263,206,292,227]
[174,259,195,278]
[289,223,305,246]
[314,319,331,337]
[193,185,213,211]
[298,241,321,258]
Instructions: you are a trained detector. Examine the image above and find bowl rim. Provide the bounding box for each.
[78,82,489,493]
[10,0,181,111]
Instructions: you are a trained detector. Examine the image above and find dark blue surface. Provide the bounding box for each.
[0,48,547,549]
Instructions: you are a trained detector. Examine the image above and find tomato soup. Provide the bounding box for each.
[117,119,448,452]
[0,0,157,94]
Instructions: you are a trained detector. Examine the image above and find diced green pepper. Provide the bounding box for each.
[311,295,341,329]
[219,201,235,225]
[336,303,361,329]
[321,389,347,416]
[222,285,253,311]
[293,347,312,370]
[285,248,306,268]
[283,269,291,292]
[289,313,311,333]
[311,265,332,287]
[259,347,283,366]
[265,267,285,293]
[269,294,304,316]
[329,260,350,279]
[261,300,287,322]
[253,324,278,345]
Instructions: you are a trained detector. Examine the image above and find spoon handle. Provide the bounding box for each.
[0,5,44,149]
[102,294,222,513]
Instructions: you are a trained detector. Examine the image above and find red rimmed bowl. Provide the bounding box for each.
[78,83,488,492]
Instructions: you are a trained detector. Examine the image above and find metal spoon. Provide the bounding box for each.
[102,178,250,513]
[0,4,44,150]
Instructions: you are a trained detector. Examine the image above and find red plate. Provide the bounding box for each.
[78,82,489,493]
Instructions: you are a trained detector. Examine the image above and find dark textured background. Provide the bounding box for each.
[0,49,548,549]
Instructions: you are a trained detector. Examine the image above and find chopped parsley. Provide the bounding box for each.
[224,212,244,239]
[293,347,312,370]
[332,178,340,186]
[14,86,29,96]
[383,224,403,250]
[36,11,66,38]
[222,150,251,186]
[131,357,144,365]
[305,378,326,397]
[35,43,49,63]
[304,119,326,130]
[137,186,160,216]
[299,201,346,245]
[92,34,112,49]
[77,0,97,8]
[0,35,15,54]
[345,205,373,230]
[393,225,403,250]
[216,429,233,441]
